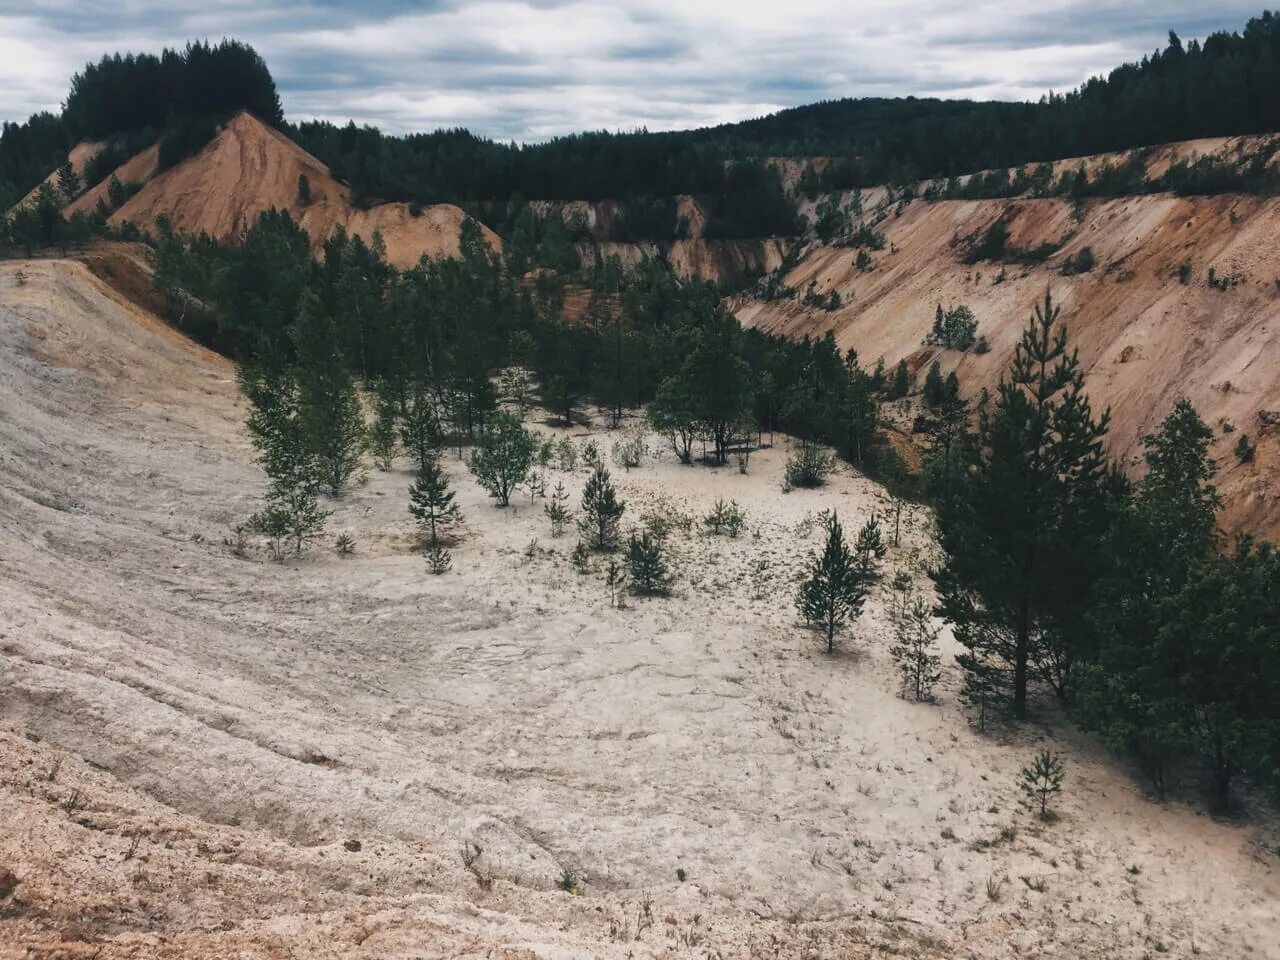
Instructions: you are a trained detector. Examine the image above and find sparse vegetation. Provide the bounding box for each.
[1020,750,1065,819]
[797,512,882,653]
[468,412,535,507]
[579,466,625,551]
[627,531,670,596]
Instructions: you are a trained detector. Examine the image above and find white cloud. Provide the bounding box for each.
[0,1,1266,139]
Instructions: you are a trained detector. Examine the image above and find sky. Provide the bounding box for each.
[0,1,1266,141]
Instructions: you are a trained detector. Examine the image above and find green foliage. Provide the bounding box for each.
[241,366,329,556]
[703,499,746,537]
[367,384,399,470]
[468,411,535,507]
[545,480,573,536]
[1235,433,1255,463]
[426,544,452,574]
[297,173,312,206]
[627,531,670,595]
[62,40,283,141]
[579,466,625,550]
[797,512,879,653]
[890,593,943,701]
[785,442,833,489]
[1019,750,1064,818]
[292,291,366,495]
[409,457,462,546]
[932,293,1115,720]
[927,304,979,351]
[923,360,946,408]
[888,359,911,400]
[1061,246,1096,275]
[158,115,221,171]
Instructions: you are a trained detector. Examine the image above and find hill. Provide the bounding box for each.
[58,112,499,269]
[734,138,1280,536]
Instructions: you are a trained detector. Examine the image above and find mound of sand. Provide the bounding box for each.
[2,257,1278,958]
[57,112,498,269]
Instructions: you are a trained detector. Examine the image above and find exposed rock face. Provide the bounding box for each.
[62,111,500,269]
[736,188,1280,537]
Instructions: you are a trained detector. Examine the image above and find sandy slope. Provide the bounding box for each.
[736,188,1280,537]
[1,258,1278,958]
[52,113,499,269]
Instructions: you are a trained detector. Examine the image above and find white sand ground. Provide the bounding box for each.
[1,258,1278,958]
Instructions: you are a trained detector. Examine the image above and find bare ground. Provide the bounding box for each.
[1,259,1278,958]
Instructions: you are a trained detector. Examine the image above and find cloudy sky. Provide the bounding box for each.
[0,1,1264,141]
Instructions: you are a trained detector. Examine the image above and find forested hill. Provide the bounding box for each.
[289,12,1280,205]
[4,11,1280,218]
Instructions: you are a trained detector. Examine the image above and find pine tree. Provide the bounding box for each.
[1079,400,1218,794]
[401,381,441,468]
[467,410,534,507]
[889,359,911,400]
[1019,750,1064,819]
[853,515,887,579]
[409,457,462,546]
[425,543,452,575]
[241,366,329,556]
[889,594,943,701]
[57,161,79,201]
[932,292,1114,719]
[605,558,628,606]
[579,466,624,550]
[797,512,876,653]
[545,480,573,536]
[293,291,365,496]
[368,383,399,471]
[627,531,670,595]
[878,449,910,547]
[923,360,946,407]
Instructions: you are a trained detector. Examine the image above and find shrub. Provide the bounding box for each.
[1019,750,1064,819]
[926,303,978,351]
[627,531,670,595]
[579,466,625,550]
[1060,245,1095,275]
[467,411,535,506]
[426,544,452,574]
[545,480,573,535]
[1235,434,1256,463]
[703,498,746,537]
[611,430,647,471]
[785,443,833,488]
[556,436,578,472]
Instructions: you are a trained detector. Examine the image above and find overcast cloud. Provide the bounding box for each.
[0,1,1264,140]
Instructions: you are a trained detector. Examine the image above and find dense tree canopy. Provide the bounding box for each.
[62,40,283,141]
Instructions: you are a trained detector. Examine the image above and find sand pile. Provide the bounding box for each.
[54,112,498,269]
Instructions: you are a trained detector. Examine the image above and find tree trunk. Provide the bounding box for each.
[1014,598,1030,719]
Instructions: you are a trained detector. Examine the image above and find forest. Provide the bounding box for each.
[7,13,1280,233]
[286,13,1280,206]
